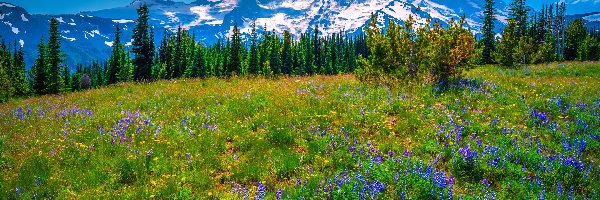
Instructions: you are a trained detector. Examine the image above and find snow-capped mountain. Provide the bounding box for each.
[0,0,598,70]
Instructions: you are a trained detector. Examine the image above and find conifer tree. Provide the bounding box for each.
[11,43,28,96]
[230,23,243,76]
[509,0,529,38]
[565,19,586,61]
[248,22,259,75]
[0,42,12,101]
[132,4,154,81]
[47,18,64,94]
[281,30,292,75]
[495,20,518,67]
[61,65,70,92]
[481,0,496,64]
[30,37,48,95]
[107,23,124,84]
[191,44,207,78]
[313,25,321,70]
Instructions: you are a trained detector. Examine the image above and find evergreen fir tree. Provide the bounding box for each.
[230,23,243,76]
[495,20,518,67]
[46,18,64,94]
[281,30,292,75]
[481,0,496,64]
[30,37,48,95]
[132,4,154,81]
[509,0,529,38]
[11,43,28,96]
[107,23,124,84]
[249,22,259,75]
[565,19,587,61]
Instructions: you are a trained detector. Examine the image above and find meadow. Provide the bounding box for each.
[1,62,599,199]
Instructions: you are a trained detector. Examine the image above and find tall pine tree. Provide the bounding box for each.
[248,22,259,75]
[481,0,496,64]
[229,23,243,76]
[132,4,154,81]
[107,23,124,84]
[30,37,48,95]
[11,43,28,96]
[46,18,64,94]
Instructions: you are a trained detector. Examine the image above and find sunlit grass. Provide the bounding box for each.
[1,63,599,199]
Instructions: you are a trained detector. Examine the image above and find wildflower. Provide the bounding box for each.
[154,126,160,139]
[15,186,22,196]
[481,178,490,188]
[458,144,478,164]
[15,108,24,120]
[276,188,283,200]
[63,129,68,140]
[36,176,41,187]
[186,153,192,164]
[147,149,153,158]
[369,180,385,196]
[255,182,266,200]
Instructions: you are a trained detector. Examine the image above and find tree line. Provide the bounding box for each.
[481,0,600,67]
[1,1,600,102]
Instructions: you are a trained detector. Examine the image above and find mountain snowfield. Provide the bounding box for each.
[0,0,598,69]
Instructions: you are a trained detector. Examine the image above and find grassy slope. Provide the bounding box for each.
[1,62,599,199]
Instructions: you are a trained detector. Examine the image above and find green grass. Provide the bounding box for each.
[1,62,599,199]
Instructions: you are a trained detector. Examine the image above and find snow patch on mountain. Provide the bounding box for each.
[62,36,76,42]
[112,19,135,23]
[185,5,217,28]
[164,11,180,23]
[0,12,10,20]
[20,14,28,21]
[583,13,600,22]
[0,3,15,7]
[104,41,114,47]
[215,0,238,13]
[3,21,19,34]
[19,39,24,47]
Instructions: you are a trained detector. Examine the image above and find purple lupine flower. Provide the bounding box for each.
[458,144,478,164]
[243,187,249,200]
[530,109,549,124]
[577,138,586,154]
[15,186,22,196]
[255,182,266,200]
[154,126,160,139]
[403,148,411,157]
[186,153,192,164]
[481,178,490,188]
[146,149,153,158]
[538,190,545,200]
[433,171,447,189]
[15,108,24,120]
[369,180,385,196]
[35,177,41,187]
[62,129,68,140]
[276,188,283,200]
[556,182,563,196]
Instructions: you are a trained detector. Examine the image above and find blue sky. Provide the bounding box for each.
[0,0,574,15]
